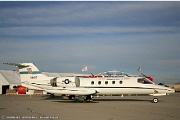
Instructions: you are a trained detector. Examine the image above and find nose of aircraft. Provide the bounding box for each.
[168,88,175,93]
[163,86,176,94]
[157,85,176,94]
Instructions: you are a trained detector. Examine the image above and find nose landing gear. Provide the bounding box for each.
[152,98,158,103]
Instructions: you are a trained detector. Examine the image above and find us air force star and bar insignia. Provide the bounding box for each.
[62,79,71,84]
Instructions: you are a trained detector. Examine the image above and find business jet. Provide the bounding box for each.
[4,62,175,103]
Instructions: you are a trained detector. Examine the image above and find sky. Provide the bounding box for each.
[0,1,180,84]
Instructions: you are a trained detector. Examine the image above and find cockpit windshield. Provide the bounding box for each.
[138,78,153,84]
[98,70,137,77]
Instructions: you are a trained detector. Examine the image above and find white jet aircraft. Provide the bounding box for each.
[4,62,175,103]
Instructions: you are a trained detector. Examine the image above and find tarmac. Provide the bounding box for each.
[0,93,180,120]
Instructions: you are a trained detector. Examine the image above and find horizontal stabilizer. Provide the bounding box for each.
[3,62,29,69]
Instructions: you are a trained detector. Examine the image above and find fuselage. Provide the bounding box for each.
[19,73,175,96]
[78,76,175,95]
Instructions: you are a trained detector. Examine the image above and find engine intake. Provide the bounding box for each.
[50,78,57,87]
[51,77,80,87]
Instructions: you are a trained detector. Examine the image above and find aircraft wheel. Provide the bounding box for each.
[50,94,54,98]
[84,95,94,102]
[68,95,75,100]
[85,95,92,101]
[152,98,158,103]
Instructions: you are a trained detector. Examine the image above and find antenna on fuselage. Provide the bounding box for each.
[138,67,142,76]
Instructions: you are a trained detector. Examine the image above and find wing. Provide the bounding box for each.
[21,81,97,96]
[45,87,97,95]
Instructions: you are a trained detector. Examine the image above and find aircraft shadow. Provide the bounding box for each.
[94,98,152,102]
[41,95,153,103]
[41,96,99,103]
[0,108,6,110]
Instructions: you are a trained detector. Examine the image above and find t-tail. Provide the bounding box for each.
[3,62,54,90]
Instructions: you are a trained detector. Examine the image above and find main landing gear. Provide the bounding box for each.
[78,95,93,103]
[68,95,75,100]
[50,94,54,98]
[85,95,93,102]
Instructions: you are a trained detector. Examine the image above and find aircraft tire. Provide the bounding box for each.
[153,98,158,103]
[85,95,92,102]
[50,94,54,98]
[68,95,75,100]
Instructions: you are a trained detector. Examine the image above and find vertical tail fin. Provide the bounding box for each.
[3,62,52,83]
[18,63,40,75]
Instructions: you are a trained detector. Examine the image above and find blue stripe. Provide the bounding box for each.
[20,71,41,74]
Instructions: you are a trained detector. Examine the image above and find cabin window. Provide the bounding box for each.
[98,81,101,85]
[112,81,115,84]
[138,78,153,84]
[91,81,94,85]
[119,81,123,84]
[105,81,108,85]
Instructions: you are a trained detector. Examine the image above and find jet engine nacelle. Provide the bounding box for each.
[50,77,80,88]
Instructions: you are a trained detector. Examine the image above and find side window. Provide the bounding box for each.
[112,81,115,84]
[91,81,94,85]
[119,81,123,84]
[105,81,108,85]
[98,81,101,85]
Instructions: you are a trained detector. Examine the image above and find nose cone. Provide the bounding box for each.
[156,85,175,94]
[164,86,175,94]
[168,88,175,93]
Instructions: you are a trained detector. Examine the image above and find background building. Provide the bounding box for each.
[0,70,21,94]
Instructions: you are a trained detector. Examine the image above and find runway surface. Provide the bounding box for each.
[0,93,179,120]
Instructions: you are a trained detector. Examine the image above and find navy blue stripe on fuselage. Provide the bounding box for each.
[83,87,169,91]
[20,71,41,74]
